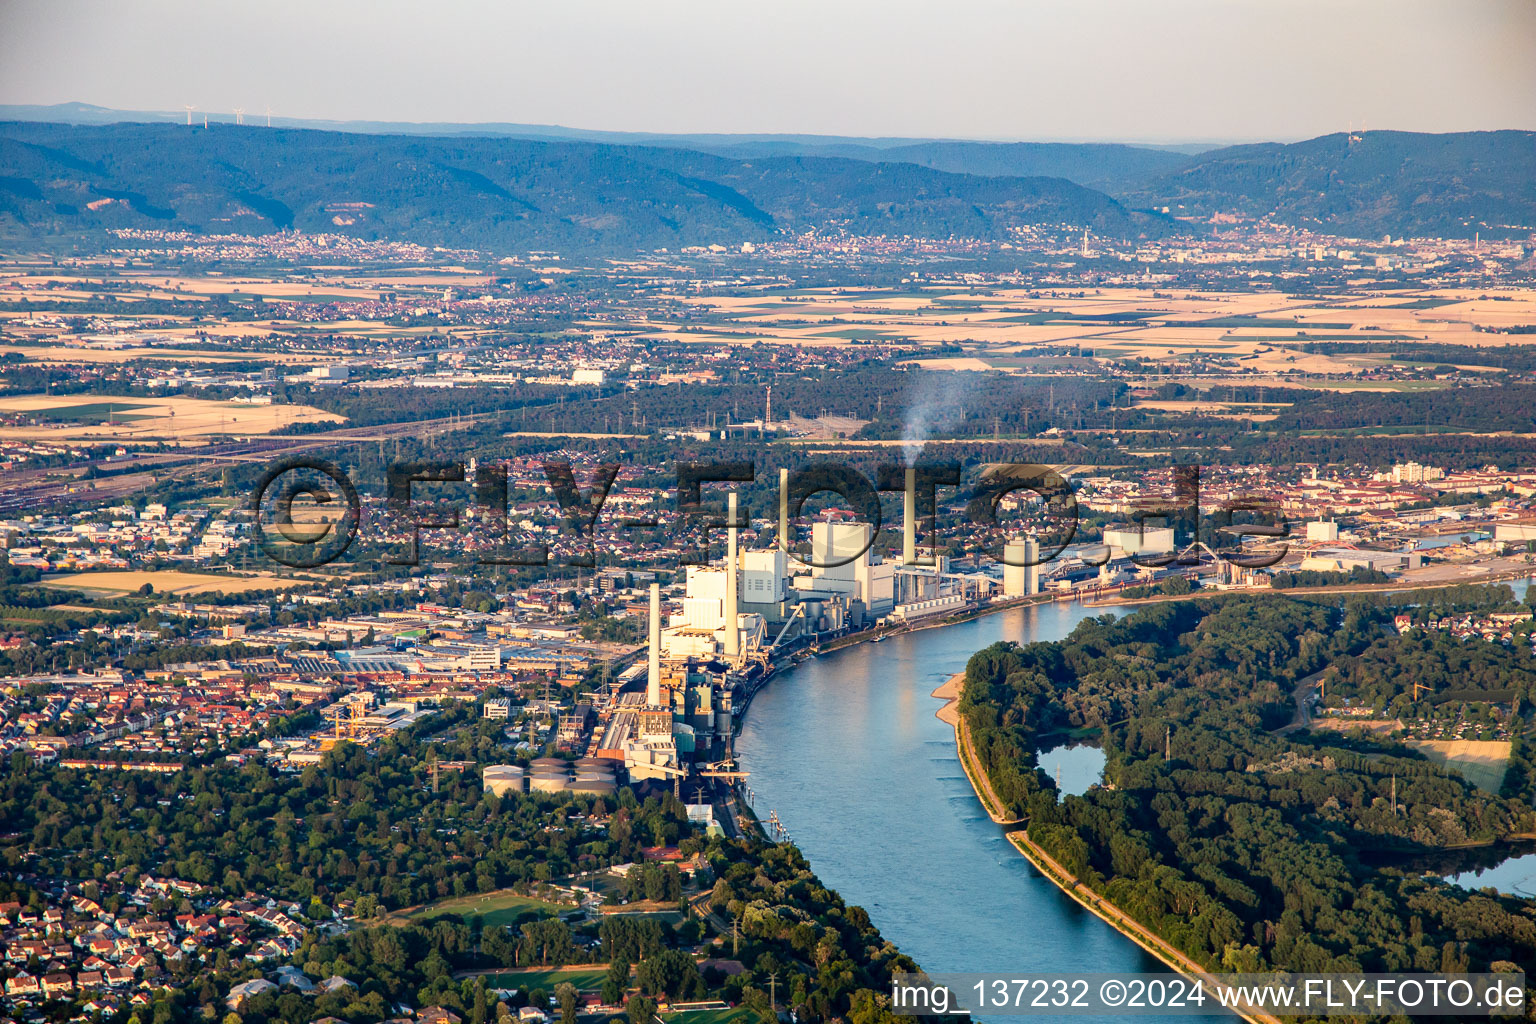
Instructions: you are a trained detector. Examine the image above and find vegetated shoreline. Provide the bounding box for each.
[933,672,1277,1024]
[1087,565,1536,609]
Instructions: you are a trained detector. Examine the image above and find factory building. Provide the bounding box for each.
[661,493,768,661]
[1299,548,1422,573]
[1101,526,1176,560]
[740,547,791,618]
[787,521,895,624]
[1306,519,1340,543]
[628,583,681,780]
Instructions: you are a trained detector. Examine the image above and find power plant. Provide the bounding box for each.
[572,477,1194,800]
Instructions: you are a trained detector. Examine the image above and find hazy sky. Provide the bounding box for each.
[2,0,1534,142]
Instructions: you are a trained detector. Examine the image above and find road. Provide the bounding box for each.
[1274,667,1331,736]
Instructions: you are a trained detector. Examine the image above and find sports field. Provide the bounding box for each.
[662,1008,756,1024]
[383,889,574,930]
[475,966,608,992]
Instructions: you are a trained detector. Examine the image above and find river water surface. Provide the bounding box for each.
[736,601,1209,1023]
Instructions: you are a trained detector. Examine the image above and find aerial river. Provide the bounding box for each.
[737,600,1209,1023]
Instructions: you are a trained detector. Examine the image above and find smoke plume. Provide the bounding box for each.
[900,371,968,466]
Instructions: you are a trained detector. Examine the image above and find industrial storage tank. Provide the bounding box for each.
[567,779,617,796]
[530,757,568,772]
[482,764,525,796]
[574,757,614,771]
[529,772,570,793]
[574,770,615,784]
[673,722,696,755]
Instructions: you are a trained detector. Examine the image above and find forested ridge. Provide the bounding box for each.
[0,121,1170,253]
[960,592,1536,985]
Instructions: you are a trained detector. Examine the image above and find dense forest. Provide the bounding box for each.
[1266,383,1536,434]
[959,592,1536,984]
[1,702,701,906]
[1,717,918,1024]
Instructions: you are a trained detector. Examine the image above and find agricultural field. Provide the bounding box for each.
[42,569,308,596]
[1405,738,1512,793]
[0,393,342,440]
[615,285,1536,385]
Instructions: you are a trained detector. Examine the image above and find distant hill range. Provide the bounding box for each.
[0,121,1172,253]
[1125,130,1536,241]
[0,105,1531,251]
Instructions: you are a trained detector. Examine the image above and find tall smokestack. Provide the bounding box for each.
[647,582,661,706]
[778,467,790,555]
[725,491,740,661]
[902,466,916,566]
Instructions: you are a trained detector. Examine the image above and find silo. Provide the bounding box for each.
[529,772,570,793]
[1003,537,1040,596]
[482,764,525,796]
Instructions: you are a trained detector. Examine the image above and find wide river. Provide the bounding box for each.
[737,600,1210,1023]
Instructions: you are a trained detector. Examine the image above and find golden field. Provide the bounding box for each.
[42,569,308,596]
[1405,739,1512,794]
[0,394,342,440]
[602,285,1536,388]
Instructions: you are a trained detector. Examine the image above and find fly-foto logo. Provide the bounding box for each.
[250,458,1290,570]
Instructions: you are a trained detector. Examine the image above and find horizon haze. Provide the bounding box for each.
[2,0,1535,143]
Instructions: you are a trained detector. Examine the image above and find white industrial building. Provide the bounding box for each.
[1101,525,1176,559]
[1299,548,1421,573]
[787,521,896,622]
[1306,519,1340,543]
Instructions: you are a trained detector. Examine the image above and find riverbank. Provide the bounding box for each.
[1006,831,1278,1024]
[938,670,1027,827]
[1089,567,1536,608]
[934,679,1275,1024]
[931,672,962,726]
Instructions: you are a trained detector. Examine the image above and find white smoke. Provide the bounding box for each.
[900,372,969,466]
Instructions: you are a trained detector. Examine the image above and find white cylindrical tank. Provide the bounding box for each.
[483,764,526,796]
[567,779,617,796]
[529,773,570,793]
[1003,539,1028,596]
